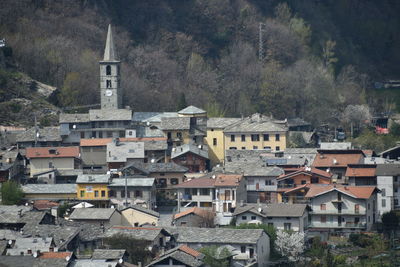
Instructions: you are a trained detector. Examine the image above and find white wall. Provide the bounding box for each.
[377,175,393,221]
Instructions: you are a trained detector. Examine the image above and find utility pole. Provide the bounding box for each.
[259,22,266,62]
[124,170,128,207]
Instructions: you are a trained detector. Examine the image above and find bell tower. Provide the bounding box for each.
[100,24,122,109]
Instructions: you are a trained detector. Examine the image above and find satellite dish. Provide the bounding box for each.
[118,259,123,264]
[198,145,202,149]
[25,202,29,206]
[73,124,76,129]
[33,252,38,258]
[151,159,155,163]
[212,175,216,179]
[258,207,262,213]
[146,121,150,126]
[36,132,40,138]
[111,205,115,209]
[8,240,12,245]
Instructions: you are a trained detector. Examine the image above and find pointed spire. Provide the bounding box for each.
[103,24,118,61]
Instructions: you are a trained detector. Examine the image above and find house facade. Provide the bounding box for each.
[376,164,400,220]
[76,174,110,207]
[171,143,209,173]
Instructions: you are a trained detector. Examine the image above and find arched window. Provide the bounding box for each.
[106,65,111,75]
[106,80,112,88]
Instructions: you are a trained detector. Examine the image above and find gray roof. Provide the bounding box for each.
[69,208,118,221]
[0,256,36,267]
[22,184,76,194]
[0,229,22,240]
[60,220,108,242]
[224,114,287,133]
[376,164,400,176]
[108,177,155,187]
[287,118,311,127]
[320,142,352,150]
[171,144,209,159]
[207,118,241,129]
[125,162,189,174]
[144,140,168,151]
[71,259,118,267]
[76,174,110,184]
[57,169,83,176]
[104,227,170,241]
[121,205,159,218]
[34,258,70,267]
[143,112,179,123]
[92,249,126,260]
[160,117,190,130]
[103,24,118,61]
[222,161,284,177]
[0,206,44,224]
[178,106,206,115]
[232,203,308,217]
[89,109,132,121]
[59,113,90,123]
[146,246,204,267]
[107,141,145,162]
[132,112,162,122]
[166,227,264,245]
[7,237,53,252]
[16,127,61,143]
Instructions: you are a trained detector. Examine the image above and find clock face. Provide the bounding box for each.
[105,90,113,96]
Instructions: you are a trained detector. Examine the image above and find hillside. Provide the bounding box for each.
[0,0,399,126]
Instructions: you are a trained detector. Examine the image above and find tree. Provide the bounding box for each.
[200,245,231,267]
[381,211,399,235]
[390,122,400,136]
[342,104,372,137]
[176,92,187,111]
[322,40,338,73]
[104,233,154,264]
[275,230,305,262]
[1,181,24,205]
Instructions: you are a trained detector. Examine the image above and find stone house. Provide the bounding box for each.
[171,143,209,173]
[69,208,121,227]
[173,207,215,227]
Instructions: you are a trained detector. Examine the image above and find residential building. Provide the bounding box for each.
[173,207,215,227]
[69,208,121,227]
[223,113,288,152]
[233,203,309,232]
[205,117,241,166]
[171,143,209,172]
[345,164,377,185]
[22,184,76,201]
[379,144,400,160]
[16,126,62,148]
[106,139,145,169]
[0,206,54,231]
[168,227,270,267]
[160,117,191,147]
[0,149,24,182]
[176,178,215,209]
[214,173,246,214]
[120,205,160,227]
[376,164,400,219]
[306,185,378,233]
[312,149,365,182]
[146,244,205,267]
[108,177,156,208]
[76,174,110,207]
[26,146,80,178]
[6,237,57,256]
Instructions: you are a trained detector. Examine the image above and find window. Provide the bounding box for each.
[381,188,386,197]
[106,65,111,75]
[229,147,237,150]
[263,134,269,141]
[121,191,125,198]
[301,180,306,185]
[213,138,217,146]
[395,199,399,206]
[284,223,291,231]
[368,203,370,210]
[27,249,32,254]
[240,246,246,253]
[320,204,326,210]
[321,215,327,223]
[109,190,114,197]
[355,204,360,214]
[251,134,260,141]
[135,190,142,197]
[49,162,53,168]
[49,149,56,154]
[265,180,273,185]
[242,147,246,150]
[177,132,182,139]
[94,191,99,197]
[253,146,258,150]
[171,178,179,185]
[231,135,235,142]
[101,190,106,197]
[80,132,85,138]
[286,217,291,220]
[180,222,187,226]
[106,80,112,88]
[167,132,171,139]
[275,146,280,151]
[251,216,256,220]
[382,199,386,207]
[241,135,246,142]
[275,134,280,141]
[200,188,209,195]
[395,176,398,182]
[127,191,131,198]
[264,146,271,150]
[160,173,165,176]
[80,190,85,197]
[98,132,103,138]
[107,131,113,138]
[242,216,247,220]
[311,177,319,184]
[134,222,139,227]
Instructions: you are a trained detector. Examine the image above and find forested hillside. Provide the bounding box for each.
[0,0,399,127]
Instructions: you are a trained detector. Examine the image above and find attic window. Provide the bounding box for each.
[49,149,57,154]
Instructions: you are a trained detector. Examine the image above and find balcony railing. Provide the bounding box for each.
[310,209,366,215]
[309,222,366,229]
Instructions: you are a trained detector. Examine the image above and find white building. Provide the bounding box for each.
[376,164,400,220]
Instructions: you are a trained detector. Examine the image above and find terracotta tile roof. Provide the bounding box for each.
[283,183,310,194]
[214,174,243,187]
[39,251,72,259]
[33,200,59,210]
[277,167,332,180]
[178,244,201,257]
[174,207,211,220]
[80,137,167,147]
[312,151,364,168]
[305,184,377,199]
[345,165,376,177]
[26,146,80,158]
[174,177,215,188]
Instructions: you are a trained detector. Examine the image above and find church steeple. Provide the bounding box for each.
[103,24,118,61]
[100,24,122,109]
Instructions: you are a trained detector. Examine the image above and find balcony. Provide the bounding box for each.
[310,209,366,215]
[309,222,367,229]
[247,184,277,191]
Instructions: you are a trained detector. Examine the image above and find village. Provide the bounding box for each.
[0,25,399,267]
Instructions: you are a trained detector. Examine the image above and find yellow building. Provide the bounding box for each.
[205,117,241,166]
[76,174,110,207]
[224,113,288,153]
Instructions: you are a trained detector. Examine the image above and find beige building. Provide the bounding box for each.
[120,205,160,227]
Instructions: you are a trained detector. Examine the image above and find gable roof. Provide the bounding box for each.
[121,205,160,218]
[376,163,400,176]
[214,174,243,187]
[312,150,364,168]
[107,141,145,162]
[174,207,211,220]
[174,177,215,188]
[124,162,188,174]
[92,249,126,260]
[222,161,284,177]
[233,203,308,217]
[69,208,117,221]
[171,144,209,159]
[146,245,204,267]
[224,113,287,133]
[178,106,206,115]
[80,137,167,147]
[59,113,89,123]
[22,184,76,195]
[277,167,332,181]
[89,109,132,121]
[305,185,377,199]
[104,226,171,241]
[207,118,241,129]
[16,127,61,143]
[26,146,80,159]
[160,117,190,130]
[345,164,376,177]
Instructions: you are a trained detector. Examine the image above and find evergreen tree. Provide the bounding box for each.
[176,92,187,111]
[1,181,24,205]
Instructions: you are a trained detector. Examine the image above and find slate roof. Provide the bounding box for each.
[59,113,89,123]
[108,177,155,187]
[103,24,118,61]
[144,139,168,151]
[92,249,126,260]
[320,142,352,150]
[89,109,132,121]
[142,112,179,123]
[224,113,287,133]
[146,245,204,267]
[207,118,241,129]
[121,205,160,218]
[160,117,190,130]
[125,162,189,174]
[178,106,206,115]
[232,203,308,217]
[304,184,377,199]
[0,205,35,224]
[222,161,284,177]
[287,118,311,127]
[0,256,36,267]
[71,259,118,267]
[26,146,80,159]
[171,144,209,159]
[16,127,61,143]
[60,220,107,242]
[107,141,145,162]
[69,208,118,221]
[76,174,110,184]
[0,229,22,240]
[104,227,170,241]
[376,164,400,176]
[167,227,264,245]
[22,184,76,194]
[80,137,167,148]
[132,112,163,122]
